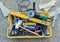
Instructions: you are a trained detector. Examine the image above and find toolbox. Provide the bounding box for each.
[7,11,52,38]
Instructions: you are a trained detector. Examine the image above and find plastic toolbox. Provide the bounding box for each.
[7,11,52,38]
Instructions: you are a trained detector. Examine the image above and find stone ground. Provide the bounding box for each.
[0,0,60,42]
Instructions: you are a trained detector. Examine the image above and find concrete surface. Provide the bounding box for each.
[0,0,60,42]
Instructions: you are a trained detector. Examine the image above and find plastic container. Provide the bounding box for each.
[7,11,52,38]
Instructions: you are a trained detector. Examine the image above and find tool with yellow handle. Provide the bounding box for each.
[9,11,48,26]
[23,22,36,26]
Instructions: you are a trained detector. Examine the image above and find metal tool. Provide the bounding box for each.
[15,19,23,29]
[27,9,35,18]
[18,29,26,36]
[36,24,49,35]
[13,17,17,25]
[10,11,50,26]
[41,25,47,35]
[17,0,30,12]
[23,22,36,26]
[27,2,36,17]
[36,24,43,35]
[39,24,49,35]
[27,2,51,21]
[9,25,18,36]
[23,25,36,30]
[34,14,51,21]
[20,6,28,12]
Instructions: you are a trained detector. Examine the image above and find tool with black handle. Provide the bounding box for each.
[27,2,36,18]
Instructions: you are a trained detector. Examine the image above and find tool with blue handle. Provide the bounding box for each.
[36,24,42,35]
[23,25,36,30]
[36,24,49,35]
[41,25,47,35]
[41,25,50,35]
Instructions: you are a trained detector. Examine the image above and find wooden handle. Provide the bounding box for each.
[19,26,40,36]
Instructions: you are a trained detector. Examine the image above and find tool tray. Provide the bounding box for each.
[7,11,52,38]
